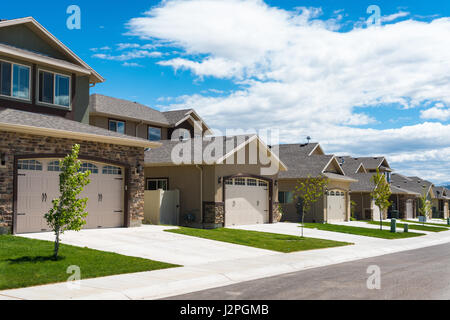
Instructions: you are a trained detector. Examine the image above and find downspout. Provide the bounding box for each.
[196,165,203,224]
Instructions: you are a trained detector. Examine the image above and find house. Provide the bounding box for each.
[338,156,394,220]
[0,17,159,234]
[144,135,287,228]
[431,186,449,219]
[89,94,212,141]
[88,93,287,228]
[276,143,356,223]
[391,174,435,219]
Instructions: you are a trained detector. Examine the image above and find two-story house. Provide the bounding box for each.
[0,17,159,234]
[88,94,287,228]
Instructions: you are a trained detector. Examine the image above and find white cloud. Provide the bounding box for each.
[92,50,162,61]
[381,11,410,23]
[421,103,450,120]
[126,0,450,183]
[122,62,143,67]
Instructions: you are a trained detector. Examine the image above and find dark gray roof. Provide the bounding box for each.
[162,109,194,125]
[0,107,151,145]
[432,186,450,200]
[337,156,365,174]
[349,173,377,192]
[90,94,170,126]
[357,157,389,171]
[391,174,433,196]
[145,135,257,165]
[275,144,340,179]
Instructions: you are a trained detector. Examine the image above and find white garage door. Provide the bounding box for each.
[327,190,346,222]
[225,177,269,227]
[16,159,124,234]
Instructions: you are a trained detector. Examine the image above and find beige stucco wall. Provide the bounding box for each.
[278,178,351,223]
[90,115,169,140]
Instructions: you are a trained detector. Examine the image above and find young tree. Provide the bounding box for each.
[418,187,431,224]
[293,175,328,237]
[371,169,392,231]
[45,144,91,259]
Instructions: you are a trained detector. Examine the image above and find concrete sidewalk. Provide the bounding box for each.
[2,223,450,300]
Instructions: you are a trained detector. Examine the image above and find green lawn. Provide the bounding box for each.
[401,220,450,228]
[303,223,425,239]
[367,221,449,232]
[0,236,179,291]
[166,227,352,253]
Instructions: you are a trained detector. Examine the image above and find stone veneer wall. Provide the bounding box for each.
[272,202,282,223]
[203,202,225,224]
[0,131,145,233]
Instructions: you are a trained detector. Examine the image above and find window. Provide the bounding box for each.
[146,178,168,191]
[0,153,6,168]
[48,161,62,172]
[0,60,30,100]
[38,70,70,107]
[102,165,122,175]
[109,120,125,134]
[80,163,98,174]
[234,178,246,186]
[148,126,161,141]
[247,178,257,186]
[279,191,294,204]
[18,160,42,171]
[258,180,268,187]
[225,179,233,185]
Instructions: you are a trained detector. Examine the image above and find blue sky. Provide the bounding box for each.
[3,0,450,183]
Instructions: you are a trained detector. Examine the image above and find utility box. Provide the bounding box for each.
[390,219,397,233]
[144,190,180,226]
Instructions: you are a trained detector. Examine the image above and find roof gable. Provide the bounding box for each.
[0,17,103,83]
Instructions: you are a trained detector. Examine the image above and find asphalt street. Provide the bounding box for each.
[167,242,450,300]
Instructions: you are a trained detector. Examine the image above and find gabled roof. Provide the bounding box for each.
[90,94,170,126]
[0,17,103,83]
[144,135,287,171]
[358,157,391,171]
[349,173,377,192]
[338,156,368,174]
[0,107,158,148]
[391,174,434,197]
[89,94,212,134]
[432,186,450,200]
[275,144,355,181]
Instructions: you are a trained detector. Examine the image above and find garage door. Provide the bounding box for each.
[225,177,269,227]
[327,190,346,222]
[406,200,414,219]
[16,159,124,234]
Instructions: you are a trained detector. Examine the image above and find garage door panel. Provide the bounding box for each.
[225,178,269,227]
[17,159,124,234]
[327,190,346,222]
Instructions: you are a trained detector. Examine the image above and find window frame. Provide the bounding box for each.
[0,58,31,102]
[146,178,169,191]
[37,68,72,109]
[108,119,126,134]
[148,125,162,141]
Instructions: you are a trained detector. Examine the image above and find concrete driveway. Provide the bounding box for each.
[20,225,278,266]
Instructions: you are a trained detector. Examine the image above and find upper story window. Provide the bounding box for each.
[109,119,125,134]
[0,153,6,168]
[0,60,30,100]
[148,126,161,141]
[38,70,71,108]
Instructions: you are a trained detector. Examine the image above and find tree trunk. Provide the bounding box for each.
[301,209,305,238]
[53,229,60,260]
[380,207,383,231]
